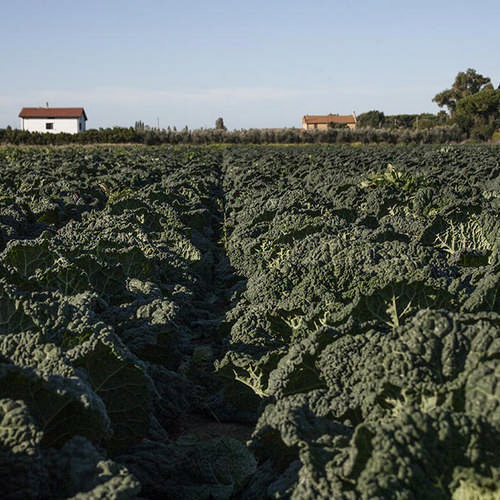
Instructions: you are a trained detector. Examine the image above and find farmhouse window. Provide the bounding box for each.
[46,123,54,130]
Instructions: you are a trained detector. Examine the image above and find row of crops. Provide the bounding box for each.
[1,144,500,498]
[0,147,255,498]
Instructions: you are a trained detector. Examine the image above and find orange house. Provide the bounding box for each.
[302,113,357,130]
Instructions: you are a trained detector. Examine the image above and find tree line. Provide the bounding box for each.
[0,123,467,146]
[1,69,498,145]
[358,68,500,140]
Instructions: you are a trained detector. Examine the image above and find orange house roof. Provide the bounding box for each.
[302,114,356,125]
[19,107,87,120]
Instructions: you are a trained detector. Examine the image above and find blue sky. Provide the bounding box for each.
[1,0,499,129]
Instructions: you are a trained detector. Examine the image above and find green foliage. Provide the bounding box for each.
[359,163,427,191]
[0,398,47,497]
[0,145,240,495]
[0,282,36,334]
[0,363,110,448]
[218,144,500,497]
[119,437,256,499]
[2,240,54,277]
[215,117,227,131]
[0,399,139,499]
[357,111,449,131]
[69,336,153,453]
[1,144,500,497]
[454,88,500,139]
[44,436,141,498]
[433,214,492,256]
[433,68,493,113]
[0,123,467,145]
[356,110,385,128]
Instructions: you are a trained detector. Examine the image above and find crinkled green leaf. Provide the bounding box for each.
[118,437,256,500]
[0,398,48,499]
[44,436,140,499]
[2,240,54,278]
[0,282,36,334]
[68,336,153,453]
[0,363,110,448]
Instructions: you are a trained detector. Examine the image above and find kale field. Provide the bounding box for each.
[1,144,500,499]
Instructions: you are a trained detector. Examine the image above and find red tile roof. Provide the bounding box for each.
[302,114,356,125]
[19,107,87,120]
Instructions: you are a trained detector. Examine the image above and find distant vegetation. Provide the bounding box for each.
[0,123,467,146]
[1,69,498,145]
[358,69,500,141]
[356,110,449,130]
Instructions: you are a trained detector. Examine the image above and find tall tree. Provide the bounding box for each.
[215,117,227,131]
[357,110,385,128]
[433,68,493,114]
[454,88,500,139]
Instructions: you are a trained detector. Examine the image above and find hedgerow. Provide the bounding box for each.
[0,123,467,146]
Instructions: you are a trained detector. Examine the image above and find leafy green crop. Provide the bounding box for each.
[218,144,500,498]
[1,144,500,498]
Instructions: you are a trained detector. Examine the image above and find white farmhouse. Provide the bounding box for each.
[19,107,87,134]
